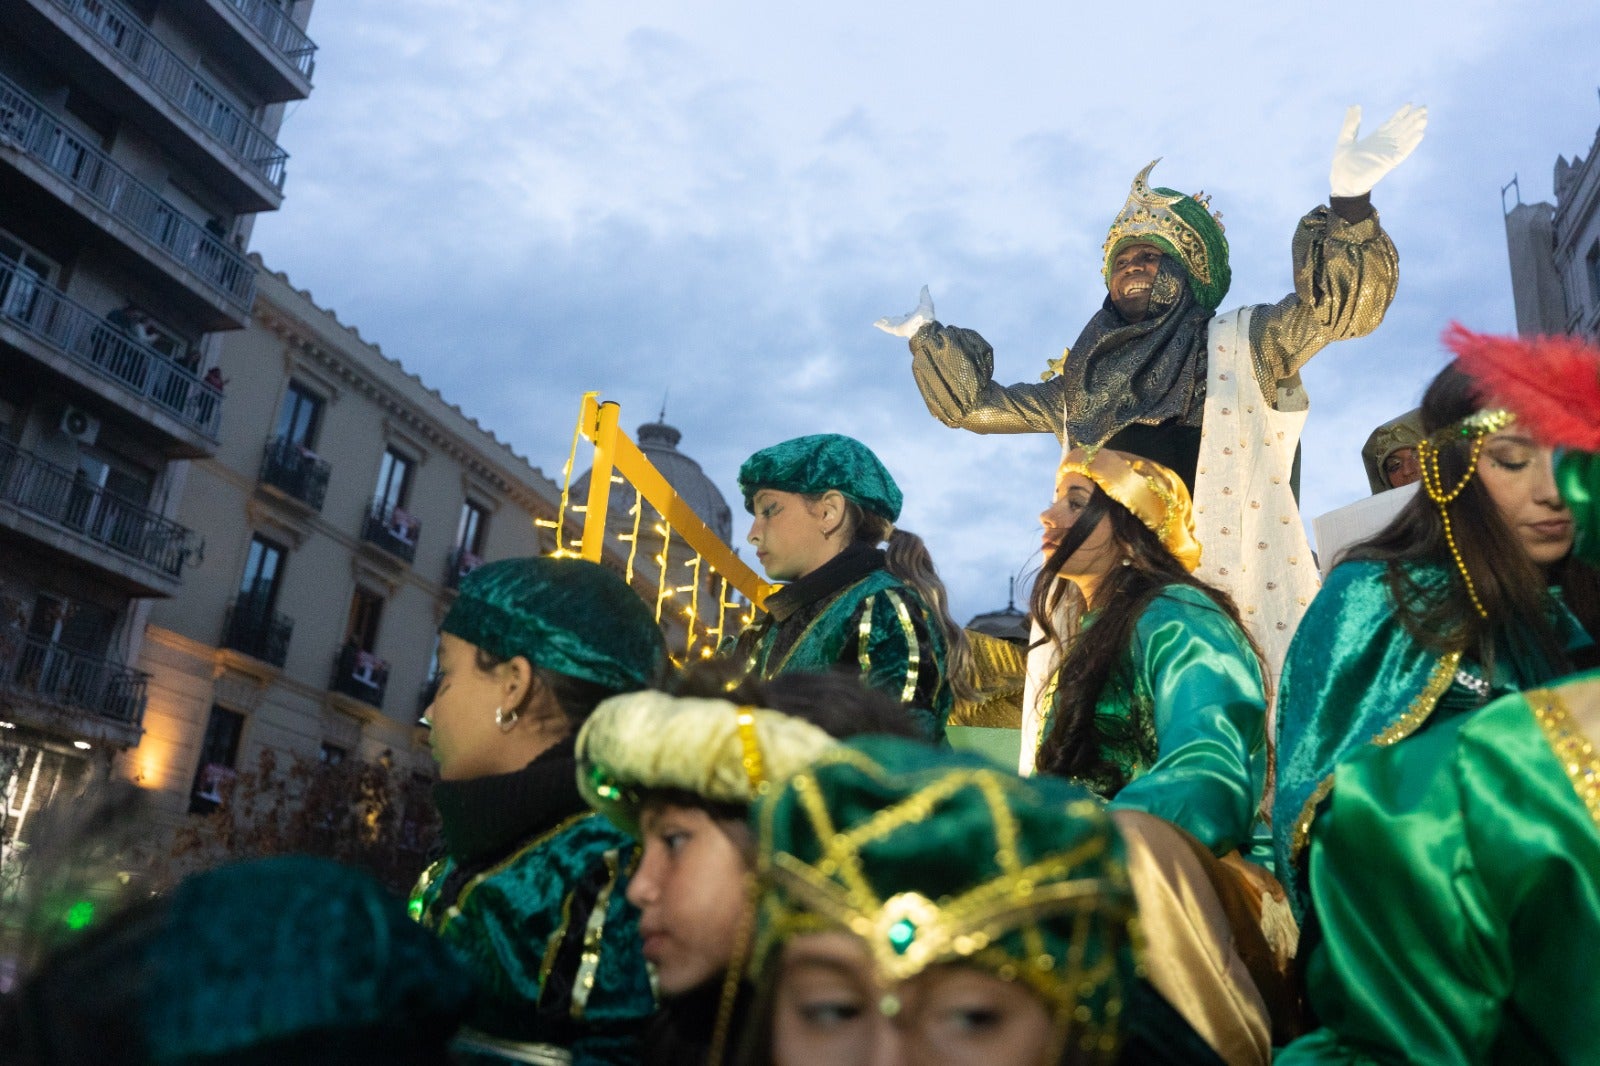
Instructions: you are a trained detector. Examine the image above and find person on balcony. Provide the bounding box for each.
[410,556,666,1064]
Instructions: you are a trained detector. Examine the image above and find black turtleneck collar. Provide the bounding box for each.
[431,735,588,866]
[763,542,885,623]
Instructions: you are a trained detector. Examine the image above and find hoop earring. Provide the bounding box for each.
[494,705,518,733]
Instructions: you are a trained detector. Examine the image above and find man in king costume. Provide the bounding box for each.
[878,104,1425,679]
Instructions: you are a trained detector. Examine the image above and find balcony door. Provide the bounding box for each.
[273,381,322,449]
[374,448,411,515]
[239,536,286,618]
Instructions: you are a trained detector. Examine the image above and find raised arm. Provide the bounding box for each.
[909,321,1066,436]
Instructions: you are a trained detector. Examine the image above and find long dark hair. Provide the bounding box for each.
[1344,362,1600,679]
[1029,486,1263,789]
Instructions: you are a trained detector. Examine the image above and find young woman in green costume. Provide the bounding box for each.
[409,556,666,1065]
[1025,445,1271,864]
[1278,329,1600,1065]
[729,432,971,742]
[1272,357,1600,919]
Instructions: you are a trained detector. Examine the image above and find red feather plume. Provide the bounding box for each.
[1445,323,1600,451]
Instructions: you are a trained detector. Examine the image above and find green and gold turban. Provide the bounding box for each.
[442,556,666,692]
[575,690,839,836]
[1102,160,1231,312]
[1058,445,1203,571]
[750,735,1139,1061]
[738,433,903,522]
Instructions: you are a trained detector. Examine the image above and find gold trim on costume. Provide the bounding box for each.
[856,592,877,675]
[1056,446,1202,571]
[1101,160,1220,288]
[1529,682,1600,832]
[1289,650,1463,860]
[883,588,921,704]
[571,847,623,1019]
[734,706,766,791]
[424,811,595,929]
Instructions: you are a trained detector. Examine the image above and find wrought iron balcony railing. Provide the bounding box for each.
[330,642,387,709]
[361,501,420,564]
[0,252,223,439]
[43,0,289,190]
[221,596,292,667]
[1,632,148,725]
[0,438,199,578]
[0,74,257,313]
[259,435,330,510]
[219,0,317,79]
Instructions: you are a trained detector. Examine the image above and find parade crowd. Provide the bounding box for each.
[6,102,1599,1066]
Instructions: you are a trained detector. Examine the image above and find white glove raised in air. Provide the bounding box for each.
[1329,103,1427,198]
[873,286,935,338]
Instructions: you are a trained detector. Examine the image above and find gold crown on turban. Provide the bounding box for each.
[575,691,839,835]
[1057,445,1203,571]
[1101,160,1229,310]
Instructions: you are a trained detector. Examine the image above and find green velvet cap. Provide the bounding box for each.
[441,556,665,692]
[738,434,903,522]
[11,856,474,1065]
[1103,188,1232,311]
[1559,450,1600,566]
[750,735,1137,1059]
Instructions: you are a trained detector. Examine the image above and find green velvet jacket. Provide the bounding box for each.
[1278,669,1600,1064]
[1272,560,1592,918]
[732,543,952,741]
[409,742,654,1065]
[1041,584,1269,861]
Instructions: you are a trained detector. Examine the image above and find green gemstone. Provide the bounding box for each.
[888,918,916,954]
[63,899,95,931]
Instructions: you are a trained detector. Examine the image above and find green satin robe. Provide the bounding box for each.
[1272,560,1591,918]
[1046,584,1268,860]
[410,813,654,1065]
[1278,670,1600,1064]
[742,567,953,742]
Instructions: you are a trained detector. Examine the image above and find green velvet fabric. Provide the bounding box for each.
[750,736,1138,1059]
[740,568,952,743]
[1278,671,1600,1064]
[737,433,903,521]
[441,556,666,692]
[1104,187,1232,311]
[1559,450,1600,566]
[1272,559,1592,918]
[1057,585,1270,863]
[409,814,654,1064]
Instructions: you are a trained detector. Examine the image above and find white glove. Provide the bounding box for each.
[873,285,935,338]
[1329,103,1427,198]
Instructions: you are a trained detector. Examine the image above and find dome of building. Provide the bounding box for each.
[572,417,733,543]
[966,578,1028,645]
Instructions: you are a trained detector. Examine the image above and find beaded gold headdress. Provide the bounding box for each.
[750,738,1138,1062]
[1101,160,1231,310]
[1415,408,1515,619]
[1057,445,1203,571]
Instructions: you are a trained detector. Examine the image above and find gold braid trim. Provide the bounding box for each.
[1289,650,1463,859]
[1528,683,1600,833]
[570,847,623,1020]
[435,812,594,928]
[734,706,766,791]
[856,593,877,676]
[883,588,921,705]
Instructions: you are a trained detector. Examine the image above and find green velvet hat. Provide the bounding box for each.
[1101,161,1231,311]
[749,735,1138,1062]
[738,434,903,522]
[441,556,666,692]
[7,855,474,1065]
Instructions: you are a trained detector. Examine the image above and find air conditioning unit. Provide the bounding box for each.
[59,406,100,446]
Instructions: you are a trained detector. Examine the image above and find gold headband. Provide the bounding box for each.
[1415,408,1515,619]
[1056,446,1202,571]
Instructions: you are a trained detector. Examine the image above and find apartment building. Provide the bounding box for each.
[1505,115,1600,339]
[0,0,315,848]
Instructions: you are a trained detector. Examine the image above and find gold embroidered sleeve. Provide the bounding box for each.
[1248,205,1400,403]
[909,322,1066,437]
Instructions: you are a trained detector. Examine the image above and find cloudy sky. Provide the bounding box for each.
[253,0,1600,623]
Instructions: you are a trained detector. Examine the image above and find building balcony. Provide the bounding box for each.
[0,633,148,741]
[0,73,257,326]
[9,0,289,210]
[221,597,292,668]
[330,642,387,710]
[259,435,330,511]
[0,252,223,450]
[0,438,200,595]
[361,501,419,565]
[445,546,483,589]
[189,0,316,103]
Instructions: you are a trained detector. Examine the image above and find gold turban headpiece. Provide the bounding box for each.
[1101,160,1231,311]
[1057,446,1203,571]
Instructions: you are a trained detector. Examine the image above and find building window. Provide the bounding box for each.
[1587,241,1600,304]
[0,228,59,321]
[319,743,347,766]
[189,705,244,814]
[239,535,287,612]
[375,448,412,513]
[451,500,488,583]
[274,381,323,449]
[344,587,383,653]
